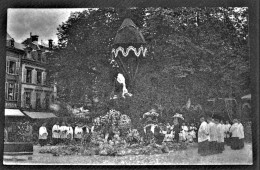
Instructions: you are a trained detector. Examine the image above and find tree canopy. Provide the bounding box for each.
[48,7,249,125]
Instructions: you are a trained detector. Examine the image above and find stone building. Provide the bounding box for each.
[5,33,23,111]
[5,33,57,118]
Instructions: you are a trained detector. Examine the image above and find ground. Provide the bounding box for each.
[3,143,252,165]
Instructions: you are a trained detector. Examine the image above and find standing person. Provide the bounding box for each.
[181,122,188,142]
[224,120,231,146]
[189,123,197,143]
[60,122,68,144]
[195,122,200,142]
[67,123,74,142]
[229,119,240,150]
[39,122,48,147]
[52,121,60,145]
[198,117,209,156]
[216,119,225,153]
[220,120,225,151]
[172,122,181,143]
[207,117,218,154]
[237,119,245,149]
[74,123,83,143]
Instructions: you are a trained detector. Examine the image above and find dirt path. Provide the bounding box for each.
[3,143,252,165]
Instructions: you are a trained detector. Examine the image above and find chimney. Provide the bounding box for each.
[10,38,15,47]
[48,39,53,49]
[31,35,39,43]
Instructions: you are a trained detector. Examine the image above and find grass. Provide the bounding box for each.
[3,142,252,165]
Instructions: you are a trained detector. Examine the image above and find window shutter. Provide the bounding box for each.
[42,72,46,85]
[5,82,8,100]
[15,61,20,75]
[23,68,27,83]
[15,83,19,101]
[6,60,10,73]
[23,92,26,107]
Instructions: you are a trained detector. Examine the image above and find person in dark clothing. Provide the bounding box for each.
[173,123,181,143]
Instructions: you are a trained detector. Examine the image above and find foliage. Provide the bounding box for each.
[48,7,250,123]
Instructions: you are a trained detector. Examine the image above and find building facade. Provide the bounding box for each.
[5,33,57,116]
[5,34,23,109]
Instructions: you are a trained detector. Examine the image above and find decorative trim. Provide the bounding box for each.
[112,46,147,58]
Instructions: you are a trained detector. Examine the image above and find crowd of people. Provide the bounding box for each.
[197,117,245,156]
[37,115,245,159]
[37,119,200,147]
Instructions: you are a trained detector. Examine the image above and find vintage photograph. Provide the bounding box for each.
[3,7,252,165]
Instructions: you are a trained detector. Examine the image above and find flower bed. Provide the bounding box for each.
[39,141,188,157]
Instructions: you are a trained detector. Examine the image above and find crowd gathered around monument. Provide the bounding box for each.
[36,110,245,156]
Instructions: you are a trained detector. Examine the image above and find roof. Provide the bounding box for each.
[13,42,26,51]
[114,18,146,44]
[6,33,13,40]
[5,109,25,116]
[23,111,57,119]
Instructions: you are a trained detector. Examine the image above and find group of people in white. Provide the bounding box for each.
[197,116,244,156]
[38,121,89,146]
[163,122,198,143]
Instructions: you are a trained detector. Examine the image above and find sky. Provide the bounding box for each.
[7,8,88,45]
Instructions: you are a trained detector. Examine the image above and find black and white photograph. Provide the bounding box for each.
[2,3,258,166]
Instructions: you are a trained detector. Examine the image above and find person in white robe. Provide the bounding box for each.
[220,120,226,151]
[229,119,240,150]
[74,123,83,143]
[207,117,218,154]
[39,122,48,147]
[224,120,231,146]
[60,122,68,143]
[216,119,225,153]
[67,123,74,141]
[198,117,209,156]
[188,123,197,143]
[52,121,60,145]
[180,122,188,142]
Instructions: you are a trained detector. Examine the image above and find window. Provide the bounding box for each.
[36,92,41,109]
[6,60,18,74]
[5,82,18,101]
[7,83,14,100]
[26,69,32,83]
[41,53,46,62]
[37,71,42,84]
[31,50,37,60]
[27,51,32,59]
[24,91,32,108]
[38,51,42,61]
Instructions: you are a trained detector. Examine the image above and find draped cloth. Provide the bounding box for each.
[39,126,48,139]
